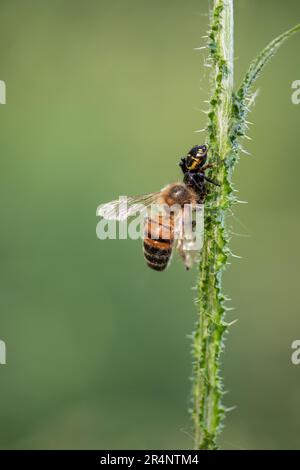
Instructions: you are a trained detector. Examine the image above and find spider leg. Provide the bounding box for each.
[203,175,220,186]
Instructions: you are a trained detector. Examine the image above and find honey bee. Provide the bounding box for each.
[97,144,219,271]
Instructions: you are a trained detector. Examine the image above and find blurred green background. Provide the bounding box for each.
[0,0,299,450]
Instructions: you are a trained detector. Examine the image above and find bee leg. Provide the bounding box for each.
[177,239,190,270]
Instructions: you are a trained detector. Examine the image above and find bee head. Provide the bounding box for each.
[185,144,208,171]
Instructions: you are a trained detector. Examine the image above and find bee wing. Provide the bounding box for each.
[96,192,161,221]
[175,235,200,270]
[174,205,204,270]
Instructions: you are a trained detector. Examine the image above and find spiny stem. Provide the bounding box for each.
[192,0,234,450]
[231,22,300,158]
[191,0,300,450]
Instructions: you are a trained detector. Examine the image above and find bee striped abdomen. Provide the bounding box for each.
[143,215,174,272]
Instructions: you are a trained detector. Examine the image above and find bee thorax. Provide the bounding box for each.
[163,183,195,207]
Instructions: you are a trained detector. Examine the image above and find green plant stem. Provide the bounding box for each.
[191,0,300,451]
[192,0,234,450]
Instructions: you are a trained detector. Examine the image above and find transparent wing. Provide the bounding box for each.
[174,204,204,270]
[175,235,200,270]
[96,192,161,221]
